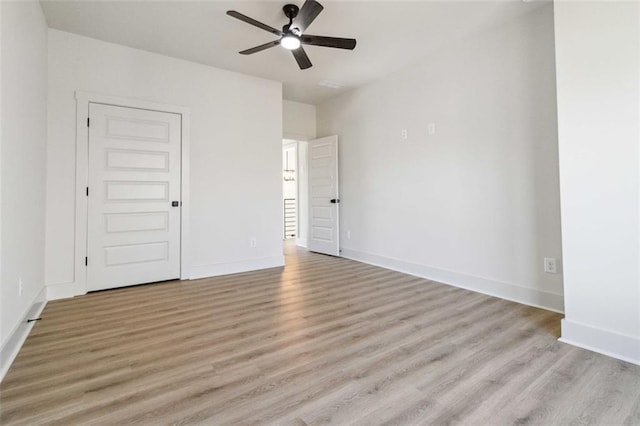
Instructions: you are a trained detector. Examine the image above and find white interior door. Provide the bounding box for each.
[87,103,181,291]
[307,135,339,256]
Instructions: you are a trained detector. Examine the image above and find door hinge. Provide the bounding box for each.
[85,257,88,266]
[86,187,89,196]
[87,117,90,127]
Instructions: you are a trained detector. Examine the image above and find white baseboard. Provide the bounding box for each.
[560,319,640,365]
[47,255,287,298]
[47,281,81,300]
[190,255,285,280]
[296,237,308,248]
[341,248,565,313]
[0,286,48,382]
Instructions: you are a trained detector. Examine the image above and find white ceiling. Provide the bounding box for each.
[40,0,546,105]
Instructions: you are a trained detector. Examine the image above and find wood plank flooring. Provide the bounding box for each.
[1,243,639,425]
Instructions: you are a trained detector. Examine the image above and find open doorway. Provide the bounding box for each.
[283,139,309,248]
[283,141,297,240]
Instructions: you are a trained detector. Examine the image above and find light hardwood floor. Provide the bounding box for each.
[1,243,639,425]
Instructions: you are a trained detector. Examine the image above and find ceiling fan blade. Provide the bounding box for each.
[301,35,356,50]
[292,0,324,33]
[226,10,284,36]
[239,40,280,55]
[292,46,312,70]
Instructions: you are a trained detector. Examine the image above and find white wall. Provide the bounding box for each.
[317,4,563,311]
[46,29,283,296]
[0,1,48,378]
[283,100,316,141]
[555,1,640,364]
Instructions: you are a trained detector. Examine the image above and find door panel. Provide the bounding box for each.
[87,103,181,291]
[307,135,339,256]
[104,212,169,233]
[105,149,170,172]
[105,181,169,201]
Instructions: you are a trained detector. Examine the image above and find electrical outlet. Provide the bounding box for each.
[544,257,558,274]
[428,123,437,136]
[401,129,408,140]
[250,237,257,248]
[18,277,23,297]
[346,230,351,240]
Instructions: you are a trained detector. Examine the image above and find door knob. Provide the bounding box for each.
[171,201,181,207]
[330,199,340,204]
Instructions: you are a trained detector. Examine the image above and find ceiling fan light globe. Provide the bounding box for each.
[281,35,301,50]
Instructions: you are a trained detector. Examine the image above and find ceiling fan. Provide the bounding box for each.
[226,0,357,70]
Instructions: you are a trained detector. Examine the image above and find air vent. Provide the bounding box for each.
[319,80,343,89]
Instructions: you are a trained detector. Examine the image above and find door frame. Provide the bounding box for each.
[74,91,191,296]
[282,138,309,248]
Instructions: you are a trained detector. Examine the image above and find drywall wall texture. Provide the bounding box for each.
[555,1,640,364]
[283,100,316,141]
[46,29,283,295]
[0,0,48,367]
[317,4,563,311]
